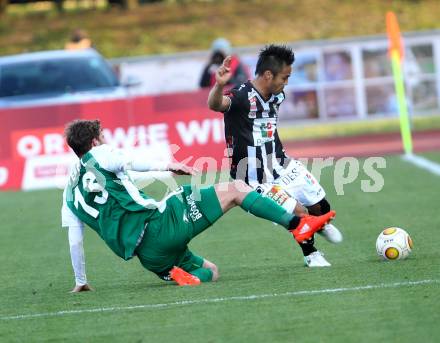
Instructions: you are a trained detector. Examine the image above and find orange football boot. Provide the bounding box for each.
[170,266,201,286]
[290,210,336,243]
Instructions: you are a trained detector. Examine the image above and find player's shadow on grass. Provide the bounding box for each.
[365,256,416,264]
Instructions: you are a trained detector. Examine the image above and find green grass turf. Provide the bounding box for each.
[421,151,440,165]
[1,153,439,342]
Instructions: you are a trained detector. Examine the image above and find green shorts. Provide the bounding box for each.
[135,185,222,281]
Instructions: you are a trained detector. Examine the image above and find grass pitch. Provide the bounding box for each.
[1,153,439,342]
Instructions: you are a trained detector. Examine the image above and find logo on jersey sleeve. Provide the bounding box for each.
[185,192,203,222]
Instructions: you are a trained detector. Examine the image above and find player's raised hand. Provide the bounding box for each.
[70,284,93,293]
[215,56,233,86]
[168,162,198,176]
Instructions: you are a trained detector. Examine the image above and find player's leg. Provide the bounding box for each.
[213,180,335,242]
[136,186,222,285]
[214,180,293,225]
[276,160,343,266]
[136,234,210,285]
[254,181,321,261]
[174,249,219,284]
[137,183,334,285]
[166,183,321,244]
[254,183,308,216]
[278,160,342,241]
[307,198,343,244]
[307,198,341,239]
[183,181,306,232]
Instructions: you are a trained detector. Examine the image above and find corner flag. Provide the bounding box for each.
[386,11,413,155]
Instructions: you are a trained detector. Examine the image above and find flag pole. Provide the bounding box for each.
[386,11,413,155]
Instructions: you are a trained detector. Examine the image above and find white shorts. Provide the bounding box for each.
[253,160,325,209]
[276,160,325,206]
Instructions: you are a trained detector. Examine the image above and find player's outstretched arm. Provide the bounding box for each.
[127,157,197,175]
[68,225,90,293]
[71,284,93,293]
[167,162,198,175]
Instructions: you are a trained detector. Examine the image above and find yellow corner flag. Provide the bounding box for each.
[386,11,413,155]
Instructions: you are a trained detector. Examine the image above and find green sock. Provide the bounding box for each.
[241,191,294,228]
[190,268,213,283]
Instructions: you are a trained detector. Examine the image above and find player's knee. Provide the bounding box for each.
[228,180,251,205]
[231,180,250,193]
[294,202,308,216]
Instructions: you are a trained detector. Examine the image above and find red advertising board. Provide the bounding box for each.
[0,89,227,190]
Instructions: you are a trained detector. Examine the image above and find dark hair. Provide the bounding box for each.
[210,51,226,65]
[70,28,89,43]
[255,45,295,76]
[65,119,101,157]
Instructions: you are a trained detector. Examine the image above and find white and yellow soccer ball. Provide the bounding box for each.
[376,227,413,260]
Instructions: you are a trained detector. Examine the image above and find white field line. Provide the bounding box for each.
[1,279,438,321]
[402,153,440,176]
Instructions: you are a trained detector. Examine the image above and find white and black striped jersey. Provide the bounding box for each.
[223,81,291,186]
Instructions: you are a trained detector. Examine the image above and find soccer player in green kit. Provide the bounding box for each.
[62,119,335,289]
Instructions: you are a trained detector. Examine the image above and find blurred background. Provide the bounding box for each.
[0,0,440,190]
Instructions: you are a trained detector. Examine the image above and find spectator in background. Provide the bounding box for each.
[65,29,93,51]
[199,38,249,88]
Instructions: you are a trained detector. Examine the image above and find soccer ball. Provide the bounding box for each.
[376,227,413,260]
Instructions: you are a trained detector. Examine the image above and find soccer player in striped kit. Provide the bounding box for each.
[208,44,343,267]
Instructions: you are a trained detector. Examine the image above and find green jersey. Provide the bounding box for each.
[63,144,164,260]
